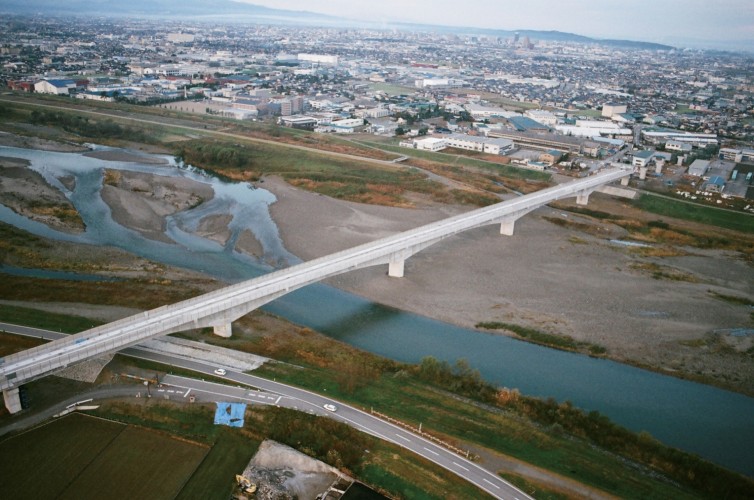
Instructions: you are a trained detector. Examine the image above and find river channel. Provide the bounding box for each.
[1,144,752,477]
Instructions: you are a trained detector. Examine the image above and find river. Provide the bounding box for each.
[1,144,752,477]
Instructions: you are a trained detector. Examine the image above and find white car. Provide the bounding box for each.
[214,368,227,376]
[323,404,337,412]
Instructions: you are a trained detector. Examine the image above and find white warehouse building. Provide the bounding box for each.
[446,134,514,155]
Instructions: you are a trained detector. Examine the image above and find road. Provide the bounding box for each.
[0,323,531,500]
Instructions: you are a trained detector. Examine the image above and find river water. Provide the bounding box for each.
[1,145,753,476]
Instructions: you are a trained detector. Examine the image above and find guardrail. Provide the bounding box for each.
[370,408,477,460]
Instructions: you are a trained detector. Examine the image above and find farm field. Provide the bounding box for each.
[0,413,209,500]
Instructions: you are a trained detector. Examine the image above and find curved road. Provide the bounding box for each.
[0,323,531,500]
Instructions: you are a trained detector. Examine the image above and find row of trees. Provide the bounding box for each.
[29,110,152,143]
[411,356,753,498]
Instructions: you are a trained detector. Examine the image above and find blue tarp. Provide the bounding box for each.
[214,402,246,427]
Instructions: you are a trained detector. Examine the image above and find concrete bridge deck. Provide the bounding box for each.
[1,168,630,411]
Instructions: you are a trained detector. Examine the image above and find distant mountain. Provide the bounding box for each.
[0,0,333,20]
[1,0,674,51]
[393,23,673,50]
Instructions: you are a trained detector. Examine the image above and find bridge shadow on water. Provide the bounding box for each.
[264,283,405,343]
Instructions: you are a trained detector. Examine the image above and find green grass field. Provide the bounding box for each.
[0,413,126,498]
[634,193,754,233]
[368,82,417,96]
[0,303,100,333]
[0,413,209,500]
[175,428,259,500]
[351,139,551,182]
[58,425,209,500]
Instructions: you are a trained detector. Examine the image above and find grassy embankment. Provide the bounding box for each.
[633,193,754,234]
[351,138,551,196]
[549,201,754,262]
[175,138,477,207]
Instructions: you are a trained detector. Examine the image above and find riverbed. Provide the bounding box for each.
[0,144,752,476]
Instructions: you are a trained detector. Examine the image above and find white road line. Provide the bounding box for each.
[274,396,281,404]
[396,434,411,442]
[452,461,469,471]
[423,447,440,456]
[483,479,501,489]
[183,389,191,398]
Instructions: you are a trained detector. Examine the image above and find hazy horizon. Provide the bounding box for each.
[235,0,754,52]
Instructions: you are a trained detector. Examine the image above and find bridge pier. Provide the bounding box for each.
[576,190,592,205]
[388,259,405,278]
[213,323,233,338]
[499,219,516,236]
[3,388,22,414]
[621,176,630,186]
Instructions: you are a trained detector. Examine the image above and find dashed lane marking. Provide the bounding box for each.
[483,479,501,489]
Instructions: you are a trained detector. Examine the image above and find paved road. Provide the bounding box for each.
[0,323,531,500]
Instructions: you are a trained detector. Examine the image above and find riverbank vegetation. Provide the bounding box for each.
[174,138,496,207]
[351,137,552,195]
[633,193,754,234]
[475,321,607,355]
[550,201,754,261]
[28,109,159,144]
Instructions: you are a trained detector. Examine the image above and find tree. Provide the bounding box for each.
[395,126,406,136]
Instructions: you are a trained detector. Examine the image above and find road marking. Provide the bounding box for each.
[183,389,191,398]
[483,479,500,489]
[423,447,439,456]
[274,396,281,404]
[396,434,411,442]
[452,461,469,471]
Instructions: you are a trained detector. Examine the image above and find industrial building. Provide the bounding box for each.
[34,79,76,95]
[413,137,448,152]
[632,150,655,168]
[641,129,718,147]
[688,159,711,176]
[445,134,514,155]
[602,103,628,118]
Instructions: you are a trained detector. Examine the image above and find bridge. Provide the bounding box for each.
[1,168,630,412]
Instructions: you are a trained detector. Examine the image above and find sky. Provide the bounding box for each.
[236,0,754,51]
